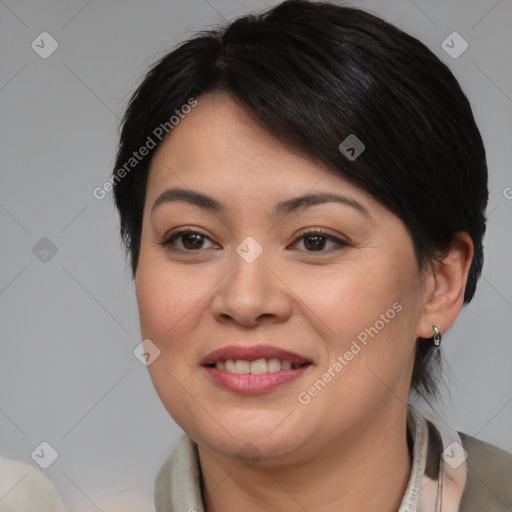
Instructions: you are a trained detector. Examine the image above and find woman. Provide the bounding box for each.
[111,1,512,510]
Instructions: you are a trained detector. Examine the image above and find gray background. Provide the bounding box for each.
[1,0,511,510]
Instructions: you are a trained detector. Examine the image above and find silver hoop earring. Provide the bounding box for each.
[432,326,441,347]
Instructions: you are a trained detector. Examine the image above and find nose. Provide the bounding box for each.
[210,245,293,327]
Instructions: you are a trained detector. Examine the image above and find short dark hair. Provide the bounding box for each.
[112,0,488,401]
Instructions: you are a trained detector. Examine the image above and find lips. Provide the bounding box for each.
[201,344,313,394]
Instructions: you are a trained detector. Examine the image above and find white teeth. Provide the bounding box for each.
[235,360,250,374]
[281,360,292,370]
[250,358,267,374]
[267,358,281,373]
[214,358,303,373]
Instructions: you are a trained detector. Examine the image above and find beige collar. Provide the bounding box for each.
[401,405,467,512]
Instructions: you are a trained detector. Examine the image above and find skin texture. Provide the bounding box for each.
[135,93,473,512]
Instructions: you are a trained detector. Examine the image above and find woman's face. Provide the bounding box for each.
[136,93,428,462]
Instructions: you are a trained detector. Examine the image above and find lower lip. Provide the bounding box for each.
[203,365,311,394]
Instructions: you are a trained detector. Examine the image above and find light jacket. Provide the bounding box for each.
[0,457,65,512]
[153,405,512,511]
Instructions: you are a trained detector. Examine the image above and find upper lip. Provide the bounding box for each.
[201,344,311,366]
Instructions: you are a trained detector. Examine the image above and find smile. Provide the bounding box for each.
[201,344,312,394]
[212,358,307,373]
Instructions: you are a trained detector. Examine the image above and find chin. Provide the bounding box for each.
[182,408,313,462]
[197,430,303,463]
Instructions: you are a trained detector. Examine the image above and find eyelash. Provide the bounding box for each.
[158,227,348,254]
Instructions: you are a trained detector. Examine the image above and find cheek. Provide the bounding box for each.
[134,257,210,430]
[135,250,210,344]
[293,260,421,434]
[301,256,413,344]
[302,252,421,388]
[135,267,171,342]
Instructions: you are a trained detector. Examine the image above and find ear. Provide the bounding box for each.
[416,232,474,339]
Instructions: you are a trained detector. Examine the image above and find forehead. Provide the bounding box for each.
[146,93,376,209]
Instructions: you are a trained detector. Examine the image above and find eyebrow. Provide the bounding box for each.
[151,188,371,218]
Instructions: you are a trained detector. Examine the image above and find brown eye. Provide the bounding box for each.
[292,230,347,253]
[160,229,217,251]
[180,232,205,250]
[303,234,328,251]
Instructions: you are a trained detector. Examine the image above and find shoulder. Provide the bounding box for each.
[155,434,197,483]
[0,456,65,512]
[154,435,203,511]
[459,432,512,511]
[93,480,155,512]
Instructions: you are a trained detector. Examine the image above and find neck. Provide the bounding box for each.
[197,404,412,512]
